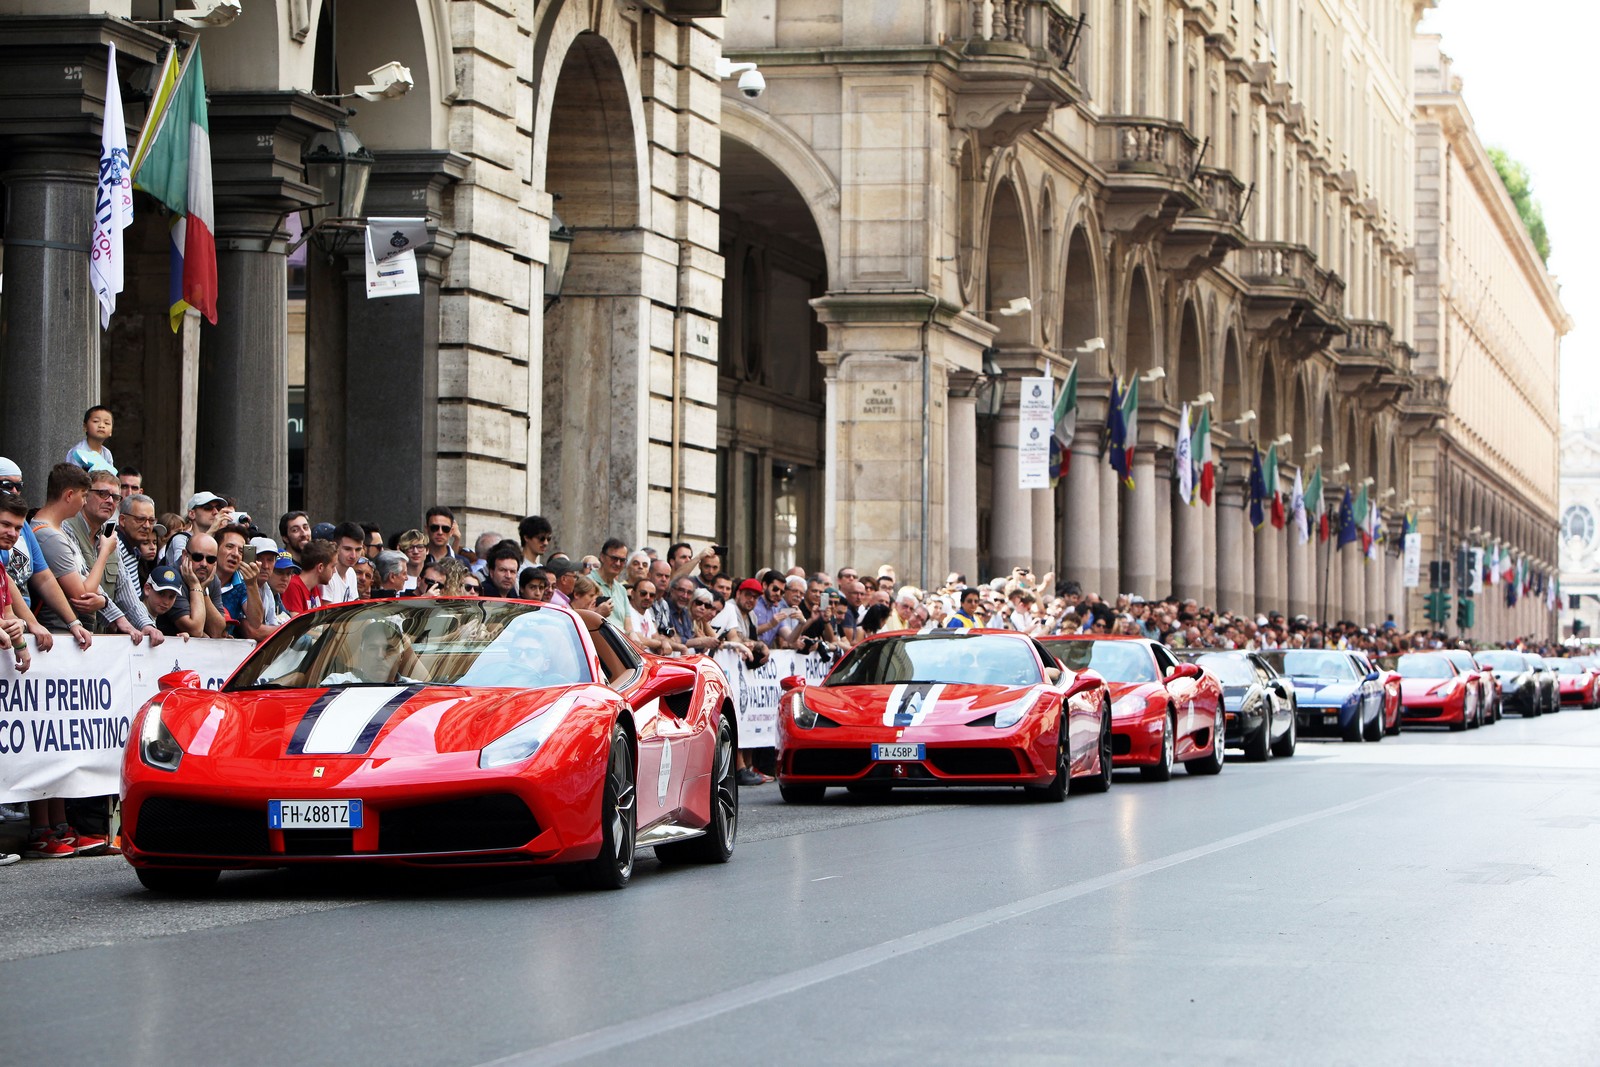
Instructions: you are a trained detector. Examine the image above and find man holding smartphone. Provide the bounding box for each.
[67,469,161,643]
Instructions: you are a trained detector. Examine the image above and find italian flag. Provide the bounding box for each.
[1307,466,1327,542]
[1265,443,1285,529]
[1193,405,1214,505]
[134,45,217,330]
[1049,360,1078,486]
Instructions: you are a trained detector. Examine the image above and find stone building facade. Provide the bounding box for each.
[0,0,725,556]
[1411,34,1568,642]
[1558,419,1600,643]
[720,0,1422,619]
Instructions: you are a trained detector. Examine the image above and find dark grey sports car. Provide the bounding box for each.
[1172,650,1297,760]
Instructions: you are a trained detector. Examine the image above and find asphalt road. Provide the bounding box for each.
[6,710,1600,1065]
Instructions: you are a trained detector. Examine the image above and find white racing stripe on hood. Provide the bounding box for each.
[301,687,411,754]
[881,683,947,728]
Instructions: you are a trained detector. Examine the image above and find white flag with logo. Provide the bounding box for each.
[1291,468,1307,544]
[1175,403,1193,505]
[91,42,134,328]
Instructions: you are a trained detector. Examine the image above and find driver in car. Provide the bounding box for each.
[321,620,428,685]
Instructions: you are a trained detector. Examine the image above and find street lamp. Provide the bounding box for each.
[544,207,575,310]
[976,348,1007,420]
[301,118,374,250]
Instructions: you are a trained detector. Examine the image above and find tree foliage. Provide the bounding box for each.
[1486,147,1551,263]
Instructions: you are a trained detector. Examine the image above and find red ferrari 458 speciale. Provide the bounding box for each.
[122,599,737,892]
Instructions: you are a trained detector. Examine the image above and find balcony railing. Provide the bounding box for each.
[1341,319,1393,356]
[1097,117,1200,184]
[966,0,1080,71]
[1191,166,1246,223]
[1236,241,1346,321]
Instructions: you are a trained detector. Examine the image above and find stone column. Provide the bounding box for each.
[946,392,979,583]
[990,413,1033,576]
[1254,525,1278,616]
[1173,487,1204,602]
[1153,461,1172,597]
[1062,438,1102,596]
[1287,526,1310,620]
[1240,502,1256,615]
[1032,488,1056,579]
[339,150,468,537]
[0,144,99,483]
[1121,453,1157,598]
[1216,485,1244,615]
[1365,545,1386,625]
[1202,496,1218,607]
[1341,541,1365,624]
[1100,456,1119,596]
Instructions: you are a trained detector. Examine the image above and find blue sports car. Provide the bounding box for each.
[1259,650,1385,742]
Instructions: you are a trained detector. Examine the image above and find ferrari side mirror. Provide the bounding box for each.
[159,670,203,691]
[779,675,807,692]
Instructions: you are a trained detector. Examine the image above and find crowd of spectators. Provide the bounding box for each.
[0,404,1574,859]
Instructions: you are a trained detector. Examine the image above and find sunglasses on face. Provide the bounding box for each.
[0,480,20,493]
[88,488,118,500]
[605,554,627,565]
[429,524,451,533]
[636,592,657,602]
[463,583,482,593]
[190,552,218,564]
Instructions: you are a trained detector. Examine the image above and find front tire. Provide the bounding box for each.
[135,867,220,895]
[1271,705,1298,757]
[1343,706,1365,743]
[1363,701,1385,741]
[1139,712,1175,782]
[1245,706,1272,762]
[563,724,636,890]
[1025,712,1070,802]
[1185,709,1225,775]
[1073,701,1114,794]
[656,716,737,865]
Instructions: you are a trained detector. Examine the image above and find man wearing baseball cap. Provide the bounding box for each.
[141,565,185,623]
[544,555,580,607]
[163,491,229,568]
[248,538,287,629]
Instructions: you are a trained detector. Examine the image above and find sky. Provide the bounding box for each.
[1418,1,1594,423]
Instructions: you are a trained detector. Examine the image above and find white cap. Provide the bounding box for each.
[248,537,280,556]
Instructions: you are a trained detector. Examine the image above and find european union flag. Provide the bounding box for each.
[1336,487,1359,548]
[1248,447,1266,529]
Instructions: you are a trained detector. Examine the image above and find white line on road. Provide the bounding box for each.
[478,779,1431,1067]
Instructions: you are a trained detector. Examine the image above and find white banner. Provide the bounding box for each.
[1017,376,1053,489]
[365,229,420,299]
[714,648,835,748]
[0,637,253,803]
[92,42,133,328]
[1402,531,1421,588]
[1470,547,1484,595]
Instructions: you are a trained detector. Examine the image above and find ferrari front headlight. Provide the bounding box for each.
[790,692,817,730]
[480,694,578,769]
[994,699,1030,730]
[139,700,183,772]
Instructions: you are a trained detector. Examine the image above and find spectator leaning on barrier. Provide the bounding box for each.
[69,468,157,644]
[0,466,88,649]
[156,532,226,638]
[283,539,336,615]
[0,494,57,658]
[141,565,184,629]
[30,464,114,643]
[626,578,677,655]
[371,550,408,598]
[267,551,299,611]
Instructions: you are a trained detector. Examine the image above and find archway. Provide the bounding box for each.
[1124,267,1157,379]
[539,30,647,554]
[716,137,829,577]
[983,178,1035,577]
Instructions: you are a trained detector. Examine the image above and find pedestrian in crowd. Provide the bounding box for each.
[0,470,88,649]
[483,540,523,598]
[625,578,676,654]
[265,551,298,615]
[545,555,578,607]
[282,539,336,616]
[593,538,631,626]
[117,492,160,589]
[30,464,115,644]
[279,510,312,567]
[66,404,116,469]
[371,550,408,598]
[685,587,726,654]
[140,565,185,634]
[773,576,810,649]
[67,468,159,643]
[568,575,601,612]
[625,550,651,589]
[688,547,721,591]
[353,556,376,600]
[424,506,463,564]
[519,514,553,566]
[646,559,674,631]
[0,495,59,655]
[712,579,768,665]
[470,532,503,578]
[117,466,142,500]
[361,523,384,561]
[153,532,222,637]
[414,559,446,597]
[660,576,696,644]
[518,566,551,602]
[319,521,364,604]
[751,573,790,643]
[164,491,228,567]
[435,556,473,596]
[394,528,427,590]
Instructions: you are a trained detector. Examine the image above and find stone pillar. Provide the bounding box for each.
[1121,453,1157,598]
[1173,487,1204,602]
[1254,525,1278,616]
[340,150,467,537]
[1153,462,1172,597]
[1032,488,1055,579]
[1341,542,1365,624]
[1202,496,1217,607]
[1240,502,1256,615]
[990,413,1033,576]
[1216,485,1245,615]
[0,144,100,483]
[1062,439,1102,596]
[1287,526,1310,620]
[1365,546,1386,626]
[946,392,979,583]
[1100,457,1119,596]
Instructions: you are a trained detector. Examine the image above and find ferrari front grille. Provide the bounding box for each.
[1111,734,1132,756]
[925,748,1021,776]
[790,748,872,776]
[378,794,539,854]
[134,797,272,856]
[283,830,354,855]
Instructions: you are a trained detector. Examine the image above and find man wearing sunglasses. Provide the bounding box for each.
[519,514,554,566]
[156,532,227,638]
[423,505,466,564]
[595,537,632,626]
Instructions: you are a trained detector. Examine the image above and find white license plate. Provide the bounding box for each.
[1322,714,1338,727]
[269,799,363,830]
[871,743,925,761]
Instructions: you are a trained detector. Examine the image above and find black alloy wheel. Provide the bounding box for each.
[136,867,220,895]
[1245,702,1273,762]
[1140,711,1175,782]
[1271,703,1298,757]
[564,724,637,890]
[1073,700,1114,794]
[1343,704,1366,743]
[1025,709,1071,802]
[1363,697,1385,741]
[1185,708,1225,775]
[656,715,738,865]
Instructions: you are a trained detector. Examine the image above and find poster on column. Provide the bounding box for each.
[1402,530,1421,587]
[1017,376,1054,489]
[0,637,254,803]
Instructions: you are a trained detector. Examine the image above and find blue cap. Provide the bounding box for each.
[274,556,301,571]
[149,566,183,593]
[311,522,337,542]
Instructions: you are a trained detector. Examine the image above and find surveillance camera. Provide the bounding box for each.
[354,61,415,102]
[738,68,766,98]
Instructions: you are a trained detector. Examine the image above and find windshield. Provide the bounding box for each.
[1553,659,1587,675]
[1396,654,1457,680]
[825,634,1044,687]
[1474,651,1522,671]
[1262,650,1360,681]
[1047,640,1158,683]
[225,599,593,691]
[1191,654,1256,686]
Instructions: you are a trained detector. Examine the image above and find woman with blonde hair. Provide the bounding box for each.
[435,556,472,596]
[395,528,427,591]
[568,575,601,612]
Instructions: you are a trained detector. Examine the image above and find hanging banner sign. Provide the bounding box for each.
[1470,547,1485,595]
[1402,531,1422,588]
[713,648,836,749]
[1017,376,1054,490]
[0,637,254,803]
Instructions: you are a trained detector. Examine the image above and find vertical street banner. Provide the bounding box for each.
[1402,529,1421,587]
[713,648,834,748]
[92,42,133,329]
[1017,376,1054,489]
[1470,546,1484,595]
[0,637,254,802]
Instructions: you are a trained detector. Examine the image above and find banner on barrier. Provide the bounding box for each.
[0,637,254,803]
[714,648,835,748]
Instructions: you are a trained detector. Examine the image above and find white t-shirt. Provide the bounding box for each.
[321,566,359,604]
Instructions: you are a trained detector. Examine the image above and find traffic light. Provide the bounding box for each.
[1425,589,1453,624]
[1456,597,1475,629]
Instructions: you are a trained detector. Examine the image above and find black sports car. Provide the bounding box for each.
[1172,649,1297,760]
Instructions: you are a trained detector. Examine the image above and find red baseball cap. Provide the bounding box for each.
[737,578,763,594]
